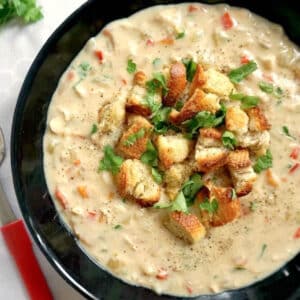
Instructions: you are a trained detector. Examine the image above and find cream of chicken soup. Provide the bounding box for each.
[43,3,300,296]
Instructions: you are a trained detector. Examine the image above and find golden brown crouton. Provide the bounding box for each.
[227,150,257,196]
[117,116,152,159]
[225,106,249,135]
[164,163,192,200]
[164,62,187,106]
[199,128,222,147]
[247,107,271,132]
[133,71,147,86]
[189,64,206,96]
[202,69,234,96]
[116,159,160,207]
[156,134,193,169]
[170,90,220,124]
[165,211,206,243]
[237,131,270,156]
[197,186,242,227]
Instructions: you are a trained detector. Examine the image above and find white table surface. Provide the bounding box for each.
[0,1,87,299]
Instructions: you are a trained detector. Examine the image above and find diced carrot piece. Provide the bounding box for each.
[67,71,75,81]
[121,78,127,85]
[266,169,279,187]
[88,211,96,218]
[108,191,115,200]
[77,185,88,198]
[263,73,273,82]
[241,55,250,64]
[186,285,193,294]
[94,50,103,62]
[293,227,300,239]
[156,269,168,280]
[146,39,154,46]
[159,37,174,46]
[289,163,300,174]
[55,188,67,209]
[290,147,300,160]
[188,4,198,12]
[221,12,234,30]
[73,159,81,166]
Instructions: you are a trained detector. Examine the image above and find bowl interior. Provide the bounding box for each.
[11,0,300,299]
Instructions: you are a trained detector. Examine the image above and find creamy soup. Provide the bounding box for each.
[43,3,300,296]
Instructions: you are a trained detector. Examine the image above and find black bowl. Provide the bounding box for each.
[11,0,300,299]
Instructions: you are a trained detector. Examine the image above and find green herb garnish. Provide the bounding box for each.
[282,126,295,140]
[151,107,172,134]
[151,167,163,184]
[231,188,237,200]
[182,174,203,206]
[199,198,219,214]
[222,131,237,150]
[249,201,257,211]
[259,243,267,259]
[90,123,98,135]
[230,93,259,109]
[228,61,257,83]
[123,128,145,146]
[154,191,188,213]
[141,140,158,167]
[175,100,184,111]
[0,0,43,25]
[259,81,274,94]
[176,31,185,39]
[182,58,197,82]
[274,87,284,98]
[127,59,136,74]
[253,150,273,173]
[114,224,122,230]
[152,58,162,68]
[98,145,124,174]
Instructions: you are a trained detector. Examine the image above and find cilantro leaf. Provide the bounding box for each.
[182,58,197,82]
[141,140,158,167]
[127,59,136,74]
[153,72,168,96]
[98,145,124,174]
[259,81,273,94]
[259,243,267,259]
[222,131,237,150]
[182,174,203,206]
[171,191,188,213]
[230,93,259,109]
[152,58,162,68]
[199,198,219,214]
[282,126,295,140]
[114,224,122,230]
[175,100,184,111]
[274,87,284,98]
[228,61,258,83]
[253,150,273,173]
[90,123,98,135]
[176,31,185,39]
[123,128,145,146]
[151,107,172,134]
[151,167,163,184]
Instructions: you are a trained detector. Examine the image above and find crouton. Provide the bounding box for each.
[189,64,206,96]
[165,211,206,243]
[117,116,153,159]
[164,62,187,106]
[227,150,257,196]
[116,159,160,207]
[96,99,126,146]
[133,71,147,86]
[199,128,222,147]
[156,134,193,169]
[247,107,271,132]
[237,131,270,156]
[164,163,192,200]
[195,147,228,172]
[202,69,234,96]
[202,167,233,187]
[225,106,249,135]
[197,186,242,227]
[170,89,220,124]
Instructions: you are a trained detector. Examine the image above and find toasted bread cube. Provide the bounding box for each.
[227,150,257,196]
[199,128,222,147]
[117,116,152,159]
[116,159,160,207]
[133,71,147,86]
[195,147,228,172]
[156,134,193,169]
[189,64,206,96]
[225,106,249,135]
[237,131,270,156]
[247,107,271,132]
[197,186,242,227]
[164,62,187,106]
[165,211,206,243]
[202,69,234,96]
[164,163,192,200]
[170,90,219,124]
[126,85,151,117]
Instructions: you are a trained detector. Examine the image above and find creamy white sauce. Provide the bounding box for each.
[43,3,300,296]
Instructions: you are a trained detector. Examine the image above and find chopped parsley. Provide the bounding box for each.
[114,224,122,230]
[154,191,188,213]
[230,93,259,109]
[0,0,43,25]
[151,167,163,184]
[141,140,158,167]
[126,59,136,74]
[199,198,219,214]
[176,31,185,39]
[152,58,162,68]
[282,126,295,140]
[249,201,257,211]
[182,58,197,82]
[253,150,273,173]
[175,100,184,111]
[74,62,92,87]
[259,81,284,99]
[123,128,145,146]
[90,123,98,135]
[259,243,267,259]
[274,86,284,98]
[151,107,172,134]
[182,174,203,206]
[98,145,124,174]
[228,61,258,84]
[222,131,237,150]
